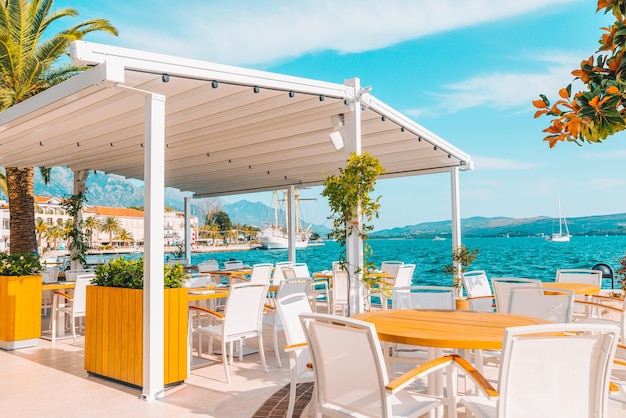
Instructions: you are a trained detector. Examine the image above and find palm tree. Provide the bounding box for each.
[83,216,100,248]
[0,0,117,254]
[115,229,134,248]
[45,225,61,251]
[99,216,121,246]
[35,217,47,252]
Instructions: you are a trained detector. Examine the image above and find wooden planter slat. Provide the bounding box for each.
[0,275,42,350]
[85,286,187,387]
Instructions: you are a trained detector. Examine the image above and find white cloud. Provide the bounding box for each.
[472,156,536,170]
[108,0,581,66]
[580,178,626,189]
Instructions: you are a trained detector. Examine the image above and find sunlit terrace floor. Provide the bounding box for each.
[2,311,626,417]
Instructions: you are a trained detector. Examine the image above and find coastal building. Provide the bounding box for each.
[0,197,198,251]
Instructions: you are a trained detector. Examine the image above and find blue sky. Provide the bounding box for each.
[57,0,626,230]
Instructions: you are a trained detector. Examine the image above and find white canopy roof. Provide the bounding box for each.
[0,41,473,400]
[0,41,472,196]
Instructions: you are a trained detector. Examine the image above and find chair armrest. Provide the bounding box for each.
[448,354,499,398]
[53,291,73,301]
[386,355,457,393]
[189,305,224,319]
[573,300,624,313]
[284,342,307,353]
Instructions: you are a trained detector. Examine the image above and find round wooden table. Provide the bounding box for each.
[352,309,549,350]
[544,282,601,295]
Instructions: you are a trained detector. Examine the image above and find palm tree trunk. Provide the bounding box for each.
[6,167,37,254]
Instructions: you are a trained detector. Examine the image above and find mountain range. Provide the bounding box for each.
[31,167,626,237]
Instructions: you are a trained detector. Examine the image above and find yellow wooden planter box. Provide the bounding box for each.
[0,275,42,350]
[84,286,188,387]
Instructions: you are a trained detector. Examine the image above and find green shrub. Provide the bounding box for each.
[0,253,41,276]
[93,257,185,289]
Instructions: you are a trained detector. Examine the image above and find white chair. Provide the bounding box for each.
[249,263,273,284]
[380,260,404,281]
[299,312,453,418]
[490,277,542,313]
[556,269,603,286]
[223,259,244,270]
[573,294,626,342]
[64,268,94,282]
[330,269,349,316]
[375,264,415,310]
[508,286,575,323]
[390,286,456,369]
[264,278,312,368]
[197,259,219,272]
[188,282,269,384]
[272,261,293,285]
[461,270,495,312]
[275,292,315,417]
[457,323,620,418]
[52,273,93,343]
[41,267,59,317]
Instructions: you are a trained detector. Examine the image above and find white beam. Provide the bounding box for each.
[142,92,166,401]
[184,197,192,266]
[287,185,296,261]
[450,166,462,294]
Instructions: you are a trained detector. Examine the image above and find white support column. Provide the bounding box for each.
[287,185,296,262]
[142,92,166,401]
[184,197,192,266]
[450,167,462,283]
[344,78,363,315]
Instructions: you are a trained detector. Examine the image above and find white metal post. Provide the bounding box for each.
[450,166,462,295]
[344,78,363,315]
[287,185,296,262]
[142,93,166,401]
[184,197,191,266]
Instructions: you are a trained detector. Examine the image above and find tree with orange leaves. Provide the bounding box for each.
[534,0,626,147]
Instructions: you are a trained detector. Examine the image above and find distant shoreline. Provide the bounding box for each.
[44,244,261,258]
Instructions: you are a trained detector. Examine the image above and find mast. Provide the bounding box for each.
[273,190,279,229]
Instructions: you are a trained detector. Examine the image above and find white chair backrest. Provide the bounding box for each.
[282,267,297,279]
[508,287,575,323]
[392,285,456,310]
[272,261,293,284]
[497,323,619,417]
[223,283,268,336]
[461,270,491,297]
[276,293,313,377]
[182,274,210,288]
[41,267,59,283]
[491,277,542,313]
[197,259,219,272]
[64,268,94,282]
[300,313,391,417]
[72,274,94,317]
[223,260,244,270]
[393,264,415,287]
[556,269,602,286]
[292,263,311,278]
[332,270,349,304]
[249,263,273,284]
[380,260,403,279]
[278,278,312,298]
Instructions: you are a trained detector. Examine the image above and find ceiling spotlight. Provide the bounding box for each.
[289,91,295,98]
[162,74,169,83]
[211,80,218,88]
[253,86,260,93]
[319,95,325,101]
[329,131,345,151]
[330,114,345,130]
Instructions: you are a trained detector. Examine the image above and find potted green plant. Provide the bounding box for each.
[0,253,43,350]
[84,257,188,387]
[321,152,385,312]
[443,244,479,298]
[60,192,90,270]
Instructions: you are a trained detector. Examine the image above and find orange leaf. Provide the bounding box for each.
[572,69,583,77]
[532,99,547,108]
[589,96,600,108]
[534,109,548,118]
[558,88,569,99]
[607,85,620,94]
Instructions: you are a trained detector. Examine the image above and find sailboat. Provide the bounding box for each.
[257,190,312,249]
[546,197,571,242]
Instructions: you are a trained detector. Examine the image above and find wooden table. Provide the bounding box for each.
[41,282,76,341]
[544,282,601,295]
[353,309,549,417]
[352,309,549,350]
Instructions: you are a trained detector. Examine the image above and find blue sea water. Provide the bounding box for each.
[189,235,626,290]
